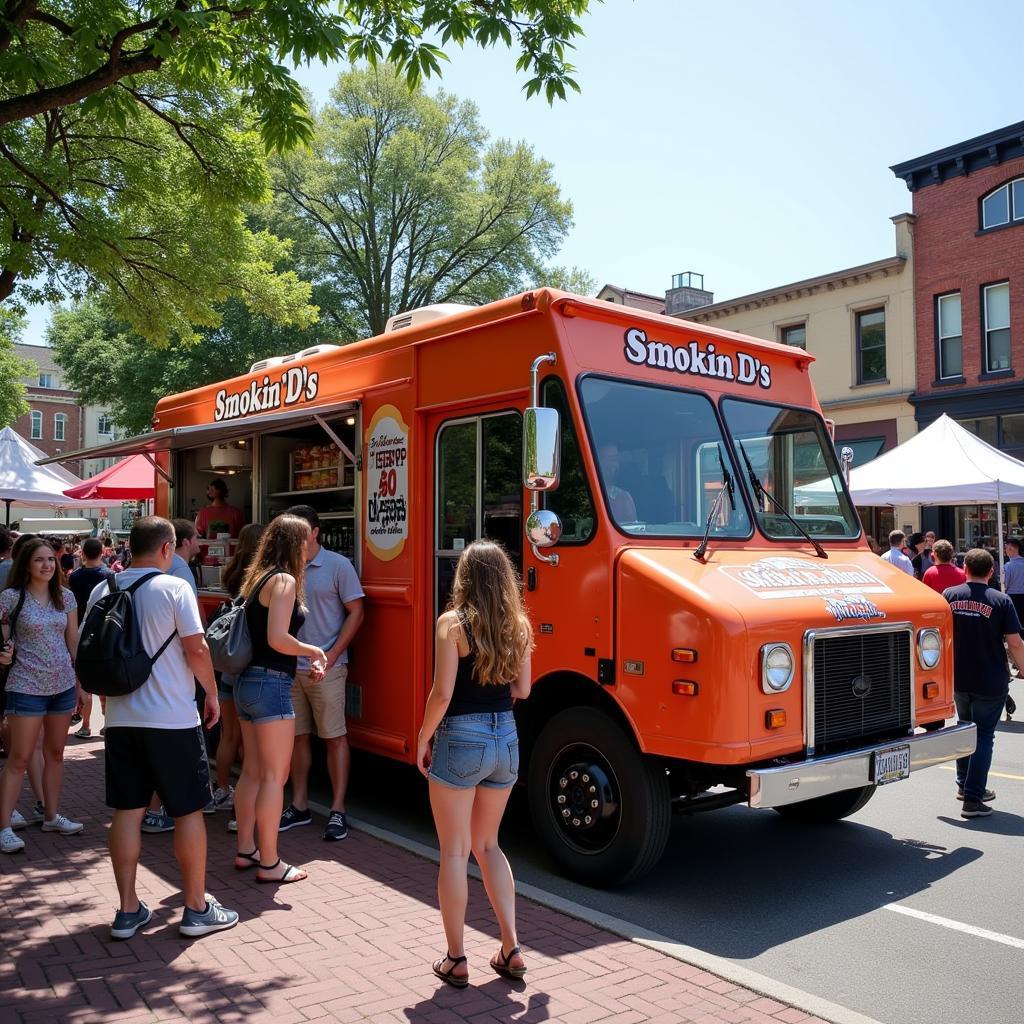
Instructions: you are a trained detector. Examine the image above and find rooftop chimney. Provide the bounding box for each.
[665,271,713,316]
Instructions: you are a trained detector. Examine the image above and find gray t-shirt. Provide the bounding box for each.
[297,546,364,670]
[169,553,198,595]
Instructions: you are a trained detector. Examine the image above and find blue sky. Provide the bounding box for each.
[21,0,1024,342]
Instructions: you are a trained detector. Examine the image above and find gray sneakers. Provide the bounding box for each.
[179,895,239,938]
[110,901,153,940]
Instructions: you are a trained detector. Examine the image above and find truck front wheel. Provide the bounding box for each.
[773,784,876,823]
[528,707,670,886]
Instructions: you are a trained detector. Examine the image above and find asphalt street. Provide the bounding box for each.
[340,707,1024,1024]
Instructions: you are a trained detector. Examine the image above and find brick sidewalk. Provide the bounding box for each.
[1,741,829,1024]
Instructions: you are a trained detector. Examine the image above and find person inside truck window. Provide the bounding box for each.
[195,479,245,539]
[598,444,637,522]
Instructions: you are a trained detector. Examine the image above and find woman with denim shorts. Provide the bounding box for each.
[209,522,265,818]
[417,540,533,987]
[0,538,84,854]
[232,515,326,884]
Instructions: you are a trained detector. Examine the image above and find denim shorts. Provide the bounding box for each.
[428,711,518,790]
[5,686,77,718]
[234,667,295,725]
[217,672,237,701]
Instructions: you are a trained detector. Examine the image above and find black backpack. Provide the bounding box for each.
[77,573,177,697]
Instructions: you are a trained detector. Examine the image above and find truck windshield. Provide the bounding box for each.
[720,398,860,540]
[580,377,751,538]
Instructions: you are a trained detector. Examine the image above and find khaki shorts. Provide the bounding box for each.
[292,664,348,738]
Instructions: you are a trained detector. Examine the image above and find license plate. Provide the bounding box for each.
[872,744,911,785]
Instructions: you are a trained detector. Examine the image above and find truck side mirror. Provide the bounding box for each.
[523,407,560,492]
[526,508,562,549]
[840,446,854,484]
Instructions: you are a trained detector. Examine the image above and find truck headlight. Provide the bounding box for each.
[761,643,794,693]
[917,628,941,670]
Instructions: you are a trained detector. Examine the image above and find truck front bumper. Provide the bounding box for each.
[746,722,977,809]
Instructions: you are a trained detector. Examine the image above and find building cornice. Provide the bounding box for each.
[820,389,914,412]
[891,120,1024,193]
[680,256,907,322]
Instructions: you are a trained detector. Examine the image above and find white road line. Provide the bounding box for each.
[884,904,1024,949]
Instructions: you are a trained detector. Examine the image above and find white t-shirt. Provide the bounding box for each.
[84,568,203,729]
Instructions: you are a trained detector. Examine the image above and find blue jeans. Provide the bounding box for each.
[955,692,1006,801]
[5,686,77,717]
[428,711,518,789]
[234,667,295,725]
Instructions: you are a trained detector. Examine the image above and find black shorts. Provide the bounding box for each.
[105,726,212,818]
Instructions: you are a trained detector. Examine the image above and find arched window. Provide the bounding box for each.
[981,177,1024,229]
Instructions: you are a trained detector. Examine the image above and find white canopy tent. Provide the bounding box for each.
[0,426,116,526]
[808,414,1024,583]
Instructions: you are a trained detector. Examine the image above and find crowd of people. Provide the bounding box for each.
[0,515,533,984]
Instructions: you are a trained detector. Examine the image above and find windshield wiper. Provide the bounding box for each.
[694,445,735,561]
[736,441,827,559]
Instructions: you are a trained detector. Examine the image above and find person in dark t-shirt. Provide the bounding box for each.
[944,548,1024,819]
[67,537,112,738]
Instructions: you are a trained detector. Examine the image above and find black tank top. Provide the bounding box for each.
[245,571,305,676]
[446,611,514,717]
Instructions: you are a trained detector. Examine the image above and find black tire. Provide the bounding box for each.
[527,706,671,887]
[773,784,876,823]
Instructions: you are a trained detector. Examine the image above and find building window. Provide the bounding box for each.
[54,412,67,441]
[30,410,42,439]
[38,372,54,388]
[959,416,998,446]
[983,282,1011,373]
[855,308,886,384]
[97,414,114,435]
[981,178,1024,229]
[781,324,806,349]
[937,292,962,379]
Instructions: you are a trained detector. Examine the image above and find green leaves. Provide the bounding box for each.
[269,64,575,339]
[0,310,34,428]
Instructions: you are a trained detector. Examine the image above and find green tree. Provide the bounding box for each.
[49,295,332,434]
[270,64,575,338]
[0,2,591,341]
[0,307,34,426]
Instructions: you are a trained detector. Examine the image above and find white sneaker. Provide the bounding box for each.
[10,809,27,831]
[1,827,25,854]
[42,813,84,835]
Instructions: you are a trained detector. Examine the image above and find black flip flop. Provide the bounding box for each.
[432,953,469,988]
[491,945,527,979]
[255,858,307,884]
[234,850,260,871]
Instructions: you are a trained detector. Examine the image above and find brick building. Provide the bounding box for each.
[892,120,1024,548]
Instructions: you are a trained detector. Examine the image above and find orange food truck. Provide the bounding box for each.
[55,290,976,885]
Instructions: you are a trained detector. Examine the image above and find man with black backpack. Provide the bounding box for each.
[80,517,238,940]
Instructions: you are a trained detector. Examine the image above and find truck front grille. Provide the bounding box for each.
[812,629,912,749]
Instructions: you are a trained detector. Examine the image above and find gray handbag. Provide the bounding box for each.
[205,570,278,675]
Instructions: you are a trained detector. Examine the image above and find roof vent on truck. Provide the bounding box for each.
[385,303,476,333]
[248,344,341,374]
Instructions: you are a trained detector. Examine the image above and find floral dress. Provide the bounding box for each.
[0,587,78,696]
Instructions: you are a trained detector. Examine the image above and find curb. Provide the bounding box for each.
[307,796,887,1024]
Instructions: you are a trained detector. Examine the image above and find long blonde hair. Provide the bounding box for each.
[240,515,309,607]
[449,540,533,685]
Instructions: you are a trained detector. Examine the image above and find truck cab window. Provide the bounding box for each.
[579,377,750,539]
[541,377,595,543]
[721,398,859,540]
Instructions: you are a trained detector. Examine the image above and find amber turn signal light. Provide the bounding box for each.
[765,709,786,729]
[922,681,939,699]
[672,680,699,696]
[672,648,698,663]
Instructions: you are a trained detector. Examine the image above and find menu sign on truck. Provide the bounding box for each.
[365,404,409,562]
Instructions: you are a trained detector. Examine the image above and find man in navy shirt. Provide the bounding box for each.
[944,548,1024,818]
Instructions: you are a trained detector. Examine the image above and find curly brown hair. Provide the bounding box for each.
[239,515,309,607]
[449,540,533,685]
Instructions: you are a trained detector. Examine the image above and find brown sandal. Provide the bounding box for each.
[432,953,469,988]
[491,945,526,979]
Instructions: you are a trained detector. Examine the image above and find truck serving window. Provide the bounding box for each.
[580,377,750,539]
[720,398,859,540]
